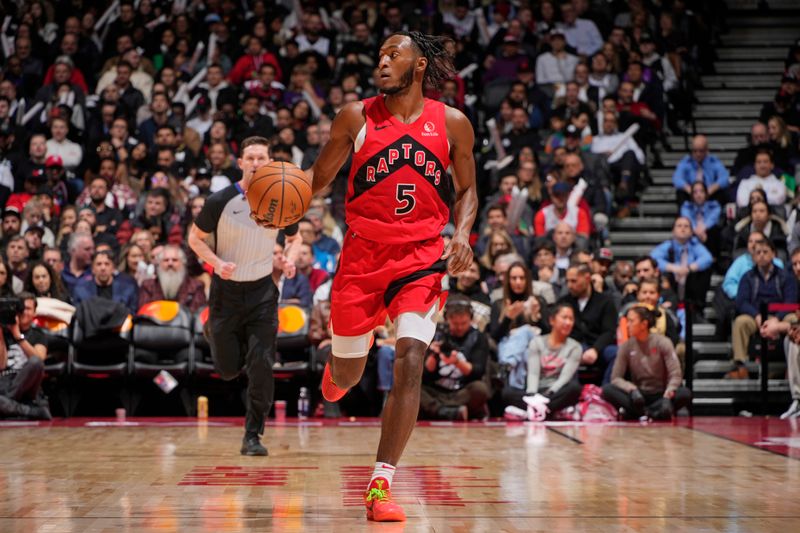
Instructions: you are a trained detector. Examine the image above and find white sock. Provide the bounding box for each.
[369,462,396,487]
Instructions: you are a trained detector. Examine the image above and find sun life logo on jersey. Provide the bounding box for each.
[421,121,438,137]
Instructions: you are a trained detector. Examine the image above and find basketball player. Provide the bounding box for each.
[305,32,477,521]
[188,136,300,456]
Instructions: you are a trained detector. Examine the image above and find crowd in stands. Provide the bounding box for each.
[1,0,799,422]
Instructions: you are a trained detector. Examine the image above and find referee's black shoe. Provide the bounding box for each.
[241,434,269,456]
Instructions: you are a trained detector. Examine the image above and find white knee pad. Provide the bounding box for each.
[331,329,372,359]
[395,303,439,346]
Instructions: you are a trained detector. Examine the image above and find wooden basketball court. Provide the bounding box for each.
[1,417,798,532]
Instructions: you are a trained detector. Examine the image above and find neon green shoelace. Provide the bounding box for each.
[366,487,389,502]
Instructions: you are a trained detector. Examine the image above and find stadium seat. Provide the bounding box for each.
[34,316,71,416]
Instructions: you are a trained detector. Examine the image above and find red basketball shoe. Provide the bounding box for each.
[321,362,348,402]
[364,477,406,522]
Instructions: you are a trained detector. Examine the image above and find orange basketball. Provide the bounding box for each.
[246,161,312,228]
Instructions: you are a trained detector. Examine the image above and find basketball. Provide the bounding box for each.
[246,161,312,228]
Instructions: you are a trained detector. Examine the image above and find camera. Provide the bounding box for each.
[0,298,23,325]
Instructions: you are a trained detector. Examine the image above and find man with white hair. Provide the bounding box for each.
[138,245,207,313]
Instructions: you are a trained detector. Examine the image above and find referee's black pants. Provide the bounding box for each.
[208,275,278,437]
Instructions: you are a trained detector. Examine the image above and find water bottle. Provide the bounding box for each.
[297,387,310,419]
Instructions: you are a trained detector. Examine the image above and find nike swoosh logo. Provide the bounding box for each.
[375,124,390,131]
[233,210,244,214]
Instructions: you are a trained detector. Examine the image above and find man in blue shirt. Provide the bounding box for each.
[672,135,729,206]
[713,231,784,340]
[650,217,713,311]
[728,239,797,379]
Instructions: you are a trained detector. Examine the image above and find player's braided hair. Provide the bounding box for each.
[388,31,455,90]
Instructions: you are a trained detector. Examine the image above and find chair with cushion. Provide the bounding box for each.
[34,316,71,416]
[131,300,194,414]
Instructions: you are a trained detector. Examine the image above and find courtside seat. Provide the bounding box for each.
[192,306,219,379]
[34,316,71,416]
[132,301,193,378]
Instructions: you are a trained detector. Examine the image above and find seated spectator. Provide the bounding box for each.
[535,29,579,94]
[502,302,582,417]
[475,204,529,261]
[552,222,579,273]
[650,217,713,311]
[559,263,618,372]
[138,245,206,313]
[489,262,547,343]
[607,260,637,310]
[591,111,645,217]
[533,181,591,238]
[6,236,30,286]
[117,188,183,246]
[73,251,138,313]
[532,240,563,294]
[556,1,603,56]
[680,182,722,256]
[603,306,690,419]
[780,323,800,419]
[732,200,788,259]
[484,34,529,84]
[75,176,124,235]
[732,122,780,177]
[479,229,518,270]
[0,292,51,420]
[727,239,797,379]
[713,231,779,340]
[295,243,329,294]
[1,207,22,248]
[297,219,336,274]
[421,296,491,420]
[672,135,729,206]
[0,258,15,296]
[272,242,311,308]
[735,150,787,209]
[61,232,94,294]
[20,199,55,248]
[118,243,154,286]
[45,118,83,172]
[24,262,71,303]
[42,247,65,277]
[634,255,678,309]
[448,257,490,306]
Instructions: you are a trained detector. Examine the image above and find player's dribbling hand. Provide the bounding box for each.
[218,261,237,279]
[442,234,473,276]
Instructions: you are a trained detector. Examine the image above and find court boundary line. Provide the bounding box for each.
[546,427,583,444]
[687,426,800,461]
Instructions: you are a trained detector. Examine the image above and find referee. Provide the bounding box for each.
[188,136,300,456]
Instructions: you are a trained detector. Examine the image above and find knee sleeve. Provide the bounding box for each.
[331,329,372,359]
[395,303,439,346]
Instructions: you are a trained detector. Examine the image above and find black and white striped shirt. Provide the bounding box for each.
[195,183,297,282]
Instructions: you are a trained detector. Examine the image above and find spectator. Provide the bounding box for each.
[272,241,311,308]
[73,250,138,313]
[732,200,788,259]
[534,181,591,238]
[616,278,681,349]
[727,239,797,379]
[532,239,563,293]
[24,261,70,303]
[552,222,579,273]
[650,217,713,311]
[295,242,329,294]
[680,182,722,256]
[535,30,579,93]
[502,106,541,154]
[1,207,22,247]
[0,292,51,420]
[6,235,30,286]
[61,232,94,294]
[45,118,83,173]
[672,135,729,206]
[503,301,582,417]
[76,177,123,235]
[732,122,777,177]
[484,34,529,84]
[780,323,800,419]
[557,2,603,56]
[42,247,65,276]
[479,228,517,270]
[559,263,618,371]
[607,260,637,309]
[475,204,529,260]
[117,188,183,246]
[228,37,283,87]
[735,150,787,209]
[591,111,645,216]
[138,245,206,313]
[448,257,491,306]
[603,306,690,419]
[297,218,336,274]
[489,261,546,343]
[420,296,491,421]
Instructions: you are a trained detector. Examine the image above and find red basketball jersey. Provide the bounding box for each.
[345,96,452,243]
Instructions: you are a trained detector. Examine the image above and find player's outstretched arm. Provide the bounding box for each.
[306,101,363,195]
[442,106,478,275]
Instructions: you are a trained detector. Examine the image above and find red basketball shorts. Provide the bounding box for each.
[329,232,447,337]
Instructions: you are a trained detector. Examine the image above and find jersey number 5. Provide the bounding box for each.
[395,184,416,215]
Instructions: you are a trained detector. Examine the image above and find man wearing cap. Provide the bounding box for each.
[23,226,45,261]
[484,34,529,84]
[536,30,579,94]
[534,181,591,238]
[556,2,603,56]
[6,166,49,214]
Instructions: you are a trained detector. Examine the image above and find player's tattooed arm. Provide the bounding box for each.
[442,106,477,276]
[307,101,364,195]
